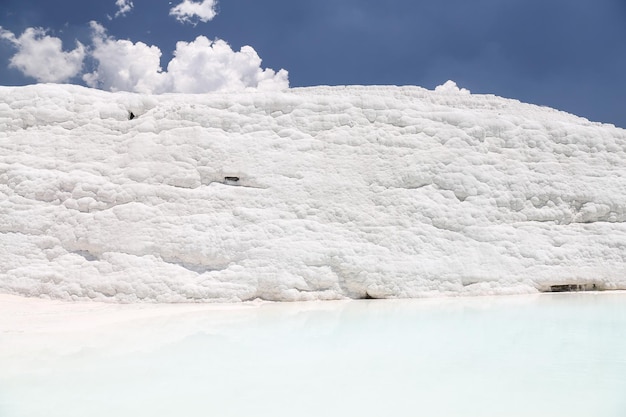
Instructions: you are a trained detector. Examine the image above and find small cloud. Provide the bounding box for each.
[0,26,85,83]
[0,27,16,43]
[114,0,134,18]
[170,0,218,25]
[434,80,471,95]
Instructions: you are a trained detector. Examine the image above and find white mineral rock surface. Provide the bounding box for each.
[1,82,625,302]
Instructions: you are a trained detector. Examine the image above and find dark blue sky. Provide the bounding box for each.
[1,0,626,127]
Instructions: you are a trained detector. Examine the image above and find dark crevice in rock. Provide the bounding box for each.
[542,283,605,293]
[161,258,226,274]
[72,250,98,262]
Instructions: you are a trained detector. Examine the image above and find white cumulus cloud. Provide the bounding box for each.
[166,36,289,92]
[84,22,288,94]
[115,0,134,18]
[435,80,471,95]
[0,27,85,83]
[1,22,288,93]
[83,22,167,93]
[170,0,218,24]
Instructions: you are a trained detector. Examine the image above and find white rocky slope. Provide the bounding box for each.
[1,82,625,302]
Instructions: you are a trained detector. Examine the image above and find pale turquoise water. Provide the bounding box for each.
[1,292,625,417]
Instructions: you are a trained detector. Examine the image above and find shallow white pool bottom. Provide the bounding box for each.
[1,292,625,417]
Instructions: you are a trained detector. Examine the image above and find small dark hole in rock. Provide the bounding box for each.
[129,111,136,120]
[550,284,581,292]
[224,176,239,182]
[362,291,374,299]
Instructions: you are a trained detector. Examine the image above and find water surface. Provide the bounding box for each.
[1,292,625,417]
